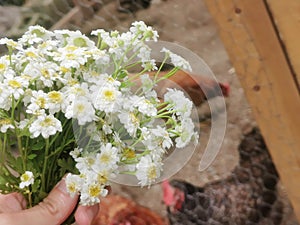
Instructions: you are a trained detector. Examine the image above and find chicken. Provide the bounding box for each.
[131,69,230,107]
[163,128,283,225]
[93,195,167,225]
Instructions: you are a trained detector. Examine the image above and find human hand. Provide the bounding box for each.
[0,177,99,225]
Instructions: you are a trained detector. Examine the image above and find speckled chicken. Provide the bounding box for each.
[163,128,283,225]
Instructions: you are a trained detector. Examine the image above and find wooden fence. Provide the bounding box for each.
[202,0,300,222]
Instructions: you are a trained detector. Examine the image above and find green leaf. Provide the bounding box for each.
[19,128,31,137]
[28,154,37,160]
[32,141,45,151]
[31,179,41,193]
[57,157,77,175]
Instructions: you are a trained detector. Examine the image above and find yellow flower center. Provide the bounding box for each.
[67,183,77,193]
[74,87,85,96]
[91,71,100,77]
[147,166,157,180]
[130,113,139,124]
[41,69,50,78]
[48,91,62,103]
[97,173,108,184]
[37,97,46,108]
[21,173,30,182]
[66,53,76,59]
[0,118,11,125]
[8,80,21,88]
[122,148,136,159]
[103,90,115,101]
[88,184,101,197]
[60,66,70,73]
[68,78,79,86]
[26,51,37,58]
[0,63,6,71]
[86,157,95,166]
[100,153,111,163]
[66,45,78,51]
[76,104,85,113]
[41,117,54,127]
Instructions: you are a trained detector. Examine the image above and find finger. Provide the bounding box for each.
[0,192,27,213]
[75,204,99,225]
[0,178,79,225]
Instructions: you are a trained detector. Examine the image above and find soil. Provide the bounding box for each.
[0,0,298,224]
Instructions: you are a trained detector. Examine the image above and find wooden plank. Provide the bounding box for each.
[266,0,300,87]
[203,0,300,221]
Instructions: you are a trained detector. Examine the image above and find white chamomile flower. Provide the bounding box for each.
[54,45,89,69]
[164,88,193,118]
[26,90,48,114]
[75,153,97,174]
[152,126,173,149]
[141,126,172,160]
[70,147,83,159]
[29,114,62,138]
[137,45,151,62]
[0,56,11,76]
[93,143,119,171]
[63,83,89,103]
[130,21,158,41]
[161,47,192,72]
[47,90,66,114]
[19,171,34,189]
[19,25,53,44]
[37,61,60,87]
[142,59,157,71]
[118,110,140,137]
[65,173,83,197]
[66,32,95,49]
[132,96,157,117]
[0,118,14,133]
[65,97,96,125]
[174,117,195,148]
[93,85,122,113]
[136,155,162,186]
[80,182,108,206]
[0,83,11,110]
[22,47,41,61]
[18,119,30,130]
[4,72,29,100]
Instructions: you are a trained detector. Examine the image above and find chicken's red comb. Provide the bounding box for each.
[162,180,174,206]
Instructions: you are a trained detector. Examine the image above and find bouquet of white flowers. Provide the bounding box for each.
[0,21,198,212]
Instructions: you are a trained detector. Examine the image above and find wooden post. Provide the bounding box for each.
[266,0,300,86]
[203,0,300,221]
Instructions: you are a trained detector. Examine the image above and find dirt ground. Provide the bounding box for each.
[0,0,298,224]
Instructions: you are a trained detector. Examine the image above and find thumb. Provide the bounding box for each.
[0,178,79,225]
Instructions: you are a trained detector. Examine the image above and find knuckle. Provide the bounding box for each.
[39,197,59,216]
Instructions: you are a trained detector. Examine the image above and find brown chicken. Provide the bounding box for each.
[93,195,167,225]
[163,128,283,225]
[131,69,230,107]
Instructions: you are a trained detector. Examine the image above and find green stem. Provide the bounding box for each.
[41,138,50,192]
[28,190,33,208]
